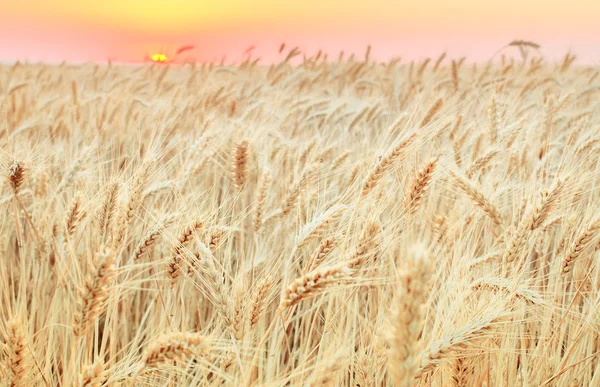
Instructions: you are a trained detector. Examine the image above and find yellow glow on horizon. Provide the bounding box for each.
[2,0,600,33]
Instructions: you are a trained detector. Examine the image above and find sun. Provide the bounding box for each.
[151,53,168,63]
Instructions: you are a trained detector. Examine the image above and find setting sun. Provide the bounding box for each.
[151,53,168,63]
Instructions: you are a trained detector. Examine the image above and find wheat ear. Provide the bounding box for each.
[562,218,600,274]
[416,310,507,378]
[405,157,438,215]
[304,236,338,272]
[231,140,249,189]
[254,170,272,232]
[279,264,351,309]
[2,319,31,387]
[249,275,273,329]
[8,160,26,195]
[386,251,431,387]
[450,170,503,226]
[73,247,116,336]
[138,332,208,373]
[78,362,106,387]
[166,219,203,285]
[97,182,120,241]
[361,133,417,197]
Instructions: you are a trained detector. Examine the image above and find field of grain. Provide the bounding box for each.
[0,51,599,386]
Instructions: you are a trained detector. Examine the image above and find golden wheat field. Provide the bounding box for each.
[0,50,599,386]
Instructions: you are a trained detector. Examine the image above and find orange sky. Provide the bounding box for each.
[1,0,599,64]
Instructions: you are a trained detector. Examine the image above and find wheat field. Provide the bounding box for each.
[0,50,599,386]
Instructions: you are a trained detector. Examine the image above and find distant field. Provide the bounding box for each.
[1,53,599,386]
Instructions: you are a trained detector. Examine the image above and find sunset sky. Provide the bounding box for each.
[1,0,599,64]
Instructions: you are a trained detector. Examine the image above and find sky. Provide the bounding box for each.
[1,0,599,64]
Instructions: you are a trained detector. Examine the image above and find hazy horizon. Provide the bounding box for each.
[1,0,599,65]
